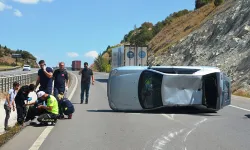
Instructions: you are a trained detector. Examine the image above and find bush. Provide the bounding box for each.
[195,0,213,9]
[214,0,224,6]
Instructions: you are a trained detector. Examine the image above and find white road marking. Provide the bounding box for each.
[162,114,174,120]
[28,72,78,150]
[229,105,250,112]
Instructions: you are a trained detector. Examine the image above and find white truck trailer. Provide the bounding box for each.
[111,45,147,69]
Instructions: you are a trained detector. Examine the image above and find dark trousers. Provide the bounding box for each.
[39,86,52,95]
[25,106,58,123]
[16,105,27,125]
[37,113,58,123]
[63,106,75,115]
[54,87,65,115]
[4,105,11,129]
[53,87,65,100]
[80,83,90,103]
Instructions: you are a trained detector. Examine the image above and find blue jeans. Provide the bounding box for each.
[81,83,90,103]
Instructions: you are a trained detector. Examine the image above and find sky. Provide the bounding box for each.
[0,0,195,67]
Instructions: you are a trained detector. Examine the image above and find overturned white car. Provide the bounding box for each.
[107,66,231,112]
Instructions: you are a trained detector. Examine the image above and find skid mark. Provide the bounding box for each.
[152,129,185,150]
[183,117,208,150]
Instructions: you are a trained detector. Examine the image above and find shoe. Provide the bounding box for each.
[80,100,83,104]
[58,115,64,119]
[4,127,11,131]
[85,99,88,104]
[68,114,72,119]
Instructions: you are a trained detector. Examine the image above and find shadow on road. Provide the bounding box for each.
[72,102,82,105]
[95,79,108,83]
[244,114,250,118]
[27,122,55,128]
[87,106,220,116]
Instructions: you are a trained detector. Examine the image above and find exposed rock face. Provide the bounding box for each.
[148,0,250,93]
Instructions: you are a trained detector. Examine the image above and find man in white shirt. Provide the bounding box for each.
[4,82,20,131]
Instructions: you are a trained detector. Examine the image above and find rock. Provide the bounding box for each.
[148,0,250,92]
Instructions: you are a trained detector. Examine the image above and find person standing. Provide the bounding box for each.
[79,62,94,104]
[53,62,69,100]
[4,82,20,131]
[35,60,53,94]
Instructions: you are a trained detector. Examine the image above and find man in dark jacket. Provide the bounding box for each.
[53,62,69,100]
[79,62,94,104]
[14,84,35,125]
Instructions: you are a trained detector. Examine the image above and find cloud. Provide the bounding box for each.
[67,52,79,58]
[84,51,98,59]
[0,2,12,11]
[14,9,22,17]
[13,0,53,4]
[13,0,39,4]
[41,0,53,2]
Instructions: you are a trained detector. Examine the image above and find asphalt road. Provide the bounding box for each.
[1,71,250,150]
[0,68,38,77]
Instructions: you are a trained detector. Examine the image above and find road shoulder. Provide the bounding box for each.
[0,72,76,150]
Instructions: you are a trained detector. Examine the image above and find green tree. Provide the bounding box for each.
[153,21,165,36]
[94,53,108,72]
[141,22,153,29]
[214,0,224,6]
[195,0,213,9]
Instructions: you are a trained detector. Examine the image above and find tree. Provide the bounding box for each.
[94,53,108,72]
[195,0,213,9]
[214,0,224,6]
[141,22,153,29]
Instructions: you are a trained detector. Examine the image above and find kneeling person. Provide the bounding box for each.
[26,91,59,125]
[58,94,74,119]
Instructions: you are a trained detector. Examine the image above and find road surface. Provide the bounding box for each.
[0,68,38,77]
[1,71,250,150]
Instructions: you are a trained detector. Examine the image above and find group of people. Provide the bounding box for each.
[3,60,78,130]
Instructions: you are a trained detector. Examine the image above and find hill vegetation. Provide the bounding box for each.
[0,44,38,68]
[93,0,225,72]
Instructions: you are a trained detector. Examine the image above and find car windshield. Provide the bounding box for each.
[24,65,30,67]
[138,70,163,109]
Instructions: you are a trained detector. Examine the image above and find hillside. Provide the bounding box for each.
[0,45,38,68]
[148,0,250,95]
[95,0,223,72]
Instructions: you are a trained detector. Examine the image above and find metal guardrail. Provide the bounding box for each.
[0,73,37,93]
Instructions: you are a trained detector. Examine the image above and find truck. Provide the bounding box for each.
[72,60,81,71]
[111,44,148,69]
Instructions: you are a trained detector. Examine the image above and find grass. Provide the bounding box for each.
[0,124,23,147]
[233,90,250,98]
[0,66,13,69]
[149,3,216,54]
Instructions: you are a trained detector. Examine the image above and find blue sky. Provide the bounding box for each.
[0,0,195,67]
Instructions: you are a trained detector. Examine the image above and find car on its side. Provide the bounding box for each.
[23,65,31,71]
[107,66,231,112]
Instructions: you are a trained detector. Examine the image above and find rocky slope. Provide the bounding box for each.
[148,0,250,94]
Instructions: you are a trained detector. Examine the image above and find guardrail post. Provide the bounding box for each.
[0,78,3,92]
[7,77,9,91]
[4,78,6,92]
